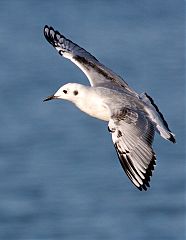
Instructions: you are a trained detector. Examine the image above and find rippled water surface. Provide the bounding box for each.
[0,1,185,239]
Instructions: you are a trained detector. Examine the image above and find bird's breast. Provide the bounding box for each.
[75,95,110,121]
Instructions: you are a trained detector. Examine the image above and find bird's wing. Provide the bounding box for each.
[108,107,156,191]
[44,25,136,95]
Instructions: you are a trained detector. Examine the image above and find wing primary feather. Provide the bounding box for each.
[114,143,156,191]
[44,25,137,92]
[114,144,141,188]
[110,109,156,191]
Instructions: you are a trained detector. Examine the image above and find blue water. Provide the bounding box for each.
[0,1,185,239]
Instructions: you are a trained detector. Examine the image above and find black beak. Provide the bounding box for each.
[43,95,57,102]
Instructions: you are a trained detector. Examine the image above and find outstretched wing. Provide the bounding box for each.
[44,25,137,95]
[108,108,156,191]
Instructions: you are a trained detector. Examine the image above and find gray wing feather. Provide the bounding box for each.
[108,108,156,191]
[44,25,137,95]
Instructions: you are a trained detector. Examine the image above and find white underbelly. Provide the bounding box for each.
[85,105,110,121]
[75,98,110,121]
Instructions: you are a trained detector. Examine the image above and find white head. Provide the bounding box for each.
[44,83,86,103]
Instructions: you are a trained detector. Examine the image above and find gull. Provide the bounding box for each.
[43,25,176,191]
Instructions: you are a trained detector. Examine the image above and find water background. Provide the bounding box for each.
[0,1,185,239]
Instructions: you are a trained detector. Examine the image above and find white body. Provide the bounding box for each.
[44,25,176,191]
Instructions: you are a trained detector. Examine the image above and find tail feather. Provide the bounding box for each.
[140,92,176,143]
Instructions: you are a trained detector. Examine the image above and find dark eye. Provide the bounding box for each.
[73,90,78,96]
[63,90,67,94]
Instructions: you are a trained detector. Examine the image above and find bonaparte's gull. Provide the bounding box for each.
[43,25,175,191]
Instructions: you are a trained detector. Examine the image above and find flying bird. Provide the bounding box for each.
[43,25,175,191]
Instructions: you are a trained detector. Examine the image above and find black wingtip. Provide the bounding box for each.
[43,25,56,46]
[135,154,156,192]
[137,181,150,191]
[169,134,176,144]
[114,142,156,192]
[44,25,49,35]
